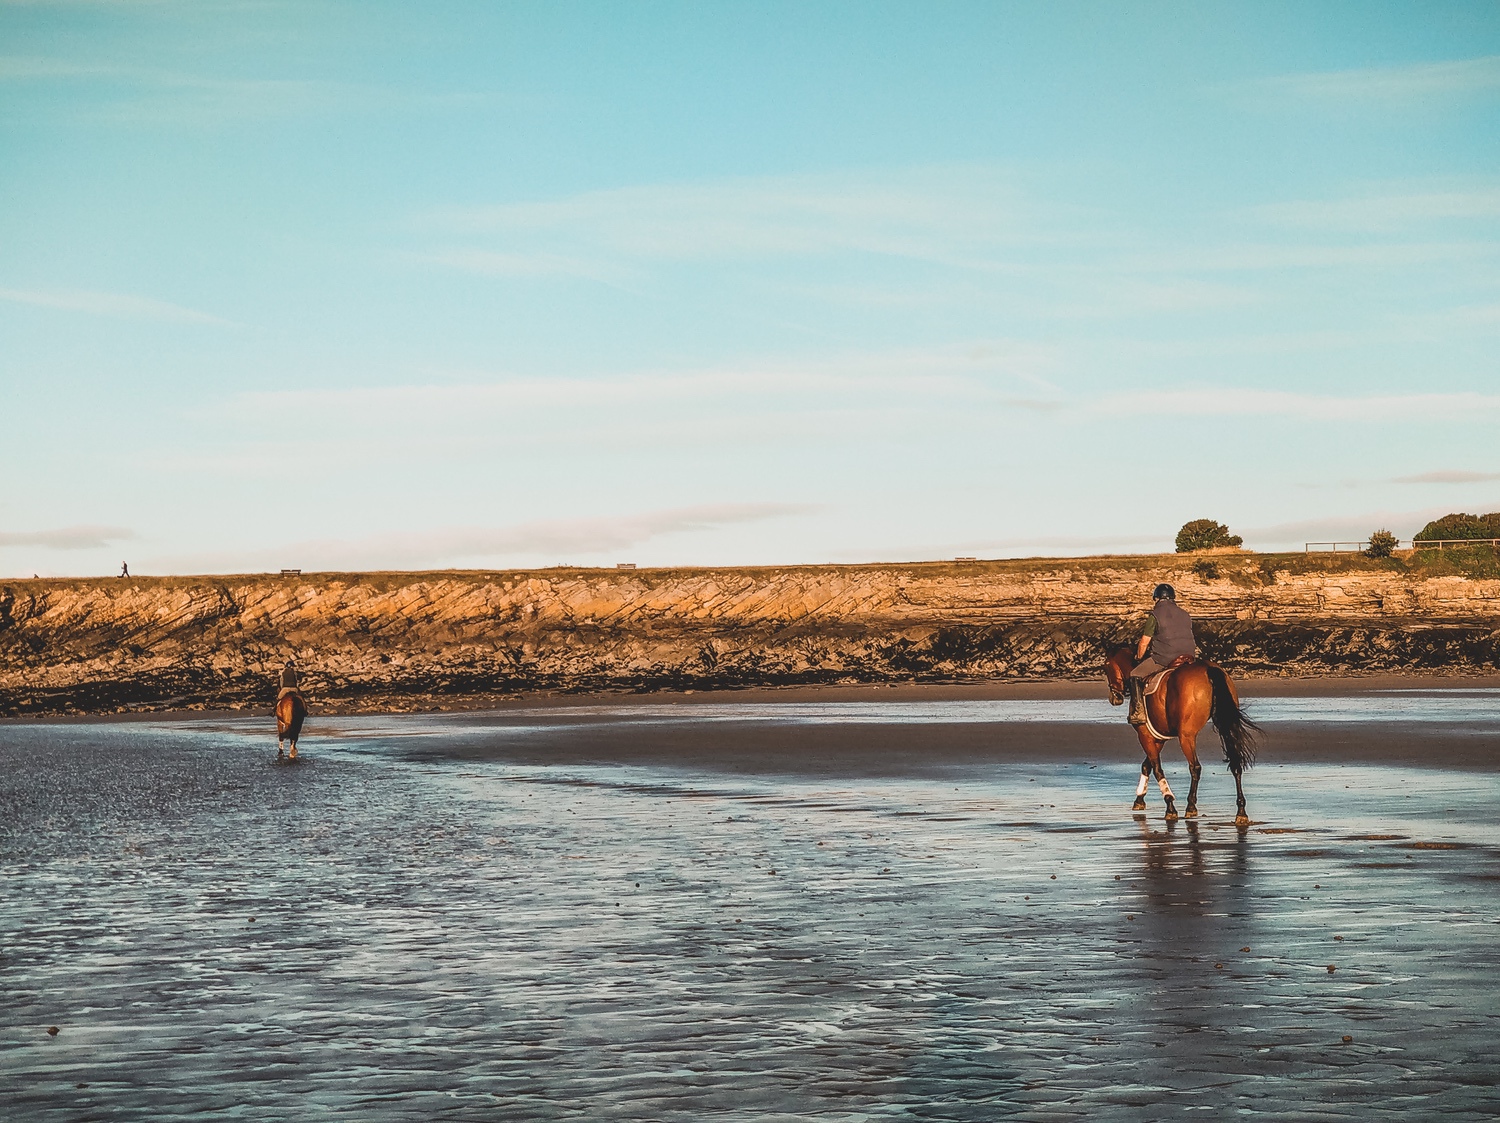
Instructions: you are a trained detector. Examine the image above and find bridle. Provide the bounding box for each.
[1104,649,1128,706]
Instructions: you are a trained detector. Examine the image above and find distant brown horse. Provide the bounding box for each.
[276,689,307,761]
[1104,647,1258,824]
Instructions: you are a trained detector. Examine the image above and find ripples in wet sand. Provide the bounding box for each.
[2,703,1498,1120]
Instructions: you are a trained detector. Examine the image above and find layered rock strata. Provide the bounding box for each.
[3,553,1498,714]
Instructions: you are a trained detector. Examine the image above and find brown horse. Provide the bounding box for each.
[1103,647,1258,824]
[276,689,307,761]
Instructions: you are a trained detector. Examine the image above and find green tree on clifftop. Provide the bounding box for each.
[1414,512,1500,542]
[1175,519,1243,553]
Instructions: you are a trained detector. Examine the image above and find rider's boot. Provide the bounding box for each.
[1127,678,1148,726]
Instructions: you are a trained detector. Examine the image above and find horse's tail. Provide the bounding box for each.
[1206,665,1259,775]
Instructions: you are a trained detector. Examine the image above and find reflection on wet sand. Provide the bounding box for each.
[1,704,1498,1120]
[1125,816,1259,1098]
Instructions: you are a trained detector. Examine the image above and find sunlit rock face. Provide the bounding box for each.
[2,555,1497,714]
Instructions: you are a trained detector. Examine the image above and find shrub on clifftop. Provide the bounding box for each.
[1365,529,1399,558]
[1175,519,1243,553]
[1414,512,1500,542]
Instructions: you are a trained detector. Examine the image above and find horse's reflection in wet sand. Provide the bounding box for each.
[1126,816,1260,1071]
[1134,816,1252,903]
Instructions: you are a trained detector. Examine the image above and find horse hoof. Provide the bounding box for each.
[1184,807,1198,819]
[1164,807,1178,822]
[1234,814,1250,827]
[1131,799,1147,812]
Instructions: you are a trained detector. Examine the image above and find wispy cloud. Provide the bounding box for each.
[416,503,814,560]
[1120,240,1500,275]
[0,287,231,325]
[1437,303,1500,325]
[0,53,485,124]
[417,166,1500,332]
[1253,55,1500,102]
[1096,389,1500,423]
[159,355,1063,479]
[148,503,813,573]
[415,249,632,283]
[1250,187,1500,232]
[1392,469,1500,484]
[955,532,1171,554]
[422,166,1096,269]
[224,375,1499,459]
[232,342,1066,425]
[0,525,134,550]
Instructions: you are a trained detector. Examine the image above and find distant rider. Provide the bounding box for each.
[1127,584,1197,726]
[278,659,300,700]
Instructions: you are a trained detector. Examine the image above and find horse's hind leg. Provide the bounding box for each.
[1179,731,1204,819]
[1155,759,1178,821]
[1232,767,1248,826]
[1132,759,1150,812]
[288,738,297,762]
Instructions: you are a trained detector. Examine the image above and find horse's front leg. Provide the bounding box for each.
[1132,757,1150,811]
[1179,731,1203,819]
[1135,727,1176,819]
[1133,728,1174,817]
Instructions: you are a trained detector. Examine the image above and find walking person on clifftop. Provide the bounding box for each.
[1127,584,1197,726]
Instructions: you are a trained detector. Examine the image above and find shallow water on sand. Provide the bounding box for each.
[352,688,1500,730]
[3,701,1499,1120]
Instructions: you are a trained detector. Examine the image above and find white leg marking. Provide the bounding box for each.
[1158,776,1175,799]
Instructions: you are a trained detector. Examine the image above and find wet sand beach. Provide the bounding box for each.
[3,684,1499,1120]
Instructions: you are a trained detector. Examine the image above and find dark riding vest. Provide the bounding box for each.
[280,666,299,689]
[1150,599,1196,662]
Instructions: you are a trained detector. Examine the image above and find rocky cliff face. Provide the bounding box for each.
[3,552,1498,714]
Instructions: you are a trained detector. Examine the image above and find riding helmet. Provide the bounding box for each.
[1152,583,1176,601]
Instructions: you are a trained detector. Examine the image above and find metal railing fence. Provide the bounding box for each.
[1304,538,1500,553]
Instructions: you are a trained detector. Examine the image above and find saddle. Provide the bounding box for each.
[276,686,304,703]
[1143,655,1194,697]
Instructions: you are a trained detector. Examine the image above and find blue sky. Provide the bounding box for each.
[3,1,1498,576]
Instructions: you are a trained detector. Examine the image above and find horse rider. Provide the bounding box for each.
[1127,583,1197,726]
[278,658,301,701]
